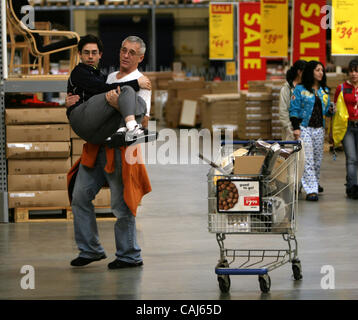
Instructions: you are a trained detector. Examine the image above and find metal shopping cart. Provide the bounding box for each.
[205,140,302,293]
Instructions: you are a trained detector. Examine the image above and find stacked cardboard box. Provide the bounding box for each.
[269,83,284,140]
[165,78,211,128]
[5,108,71,208]
[208,81,238,94]
[199,93,240,136]
[238,92,273,140]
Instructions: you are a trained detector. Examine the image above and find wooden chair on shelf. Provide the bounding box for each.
[6,0,80,77]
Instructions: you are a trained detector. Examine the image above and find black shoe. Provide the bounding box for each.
[318,185,324,193]
[347,185,358,199]
[104,131,126,148]
[108,259,143,269]
[70,254,106,267]
[306,193,318,201]
[125,125,158,146]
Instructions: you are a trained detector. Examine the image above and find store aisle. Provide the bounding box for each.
[0,150,357,300]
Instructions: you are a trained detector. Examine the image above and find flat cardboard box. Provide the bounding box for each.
[234,155,288,183]
[71,155,81,166]
[8,158,71,175]
[6,142,71,159]
[70,128,79,139]
[179,100,197,127]
[168,79,205,90]
[176,88,211,101]
[72,138,85,155]
[5,108,68,125]
[240,92,272,101]
[234,155,265,175]
[6,124,70,142]
[8,190,70,208]
[8,174,67,191]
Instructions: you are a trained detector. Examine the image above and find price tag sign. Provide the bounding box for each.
[217,179,261,213]
[332,0,358,55]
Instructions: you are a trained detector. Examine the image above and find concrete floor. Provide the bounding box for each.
[0,141,357,300]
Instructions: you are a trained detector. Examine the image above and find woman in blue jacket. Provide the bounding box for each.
[289,60,334,201]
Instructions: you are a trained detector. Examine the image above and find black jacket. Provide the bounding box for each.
[66,63,139,117]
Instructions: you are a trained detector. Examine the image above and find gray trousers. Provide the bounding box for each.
[69,86,146,144]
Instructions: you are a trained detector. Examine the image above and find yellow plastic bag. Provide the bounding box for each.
[332,89,349,146]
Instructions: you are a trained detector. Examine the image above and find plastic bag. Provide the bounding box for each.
[332,88,349,146]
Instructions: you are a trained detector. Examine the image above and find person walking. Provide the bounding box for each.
[289,60,334,201]
[333,59,358,199]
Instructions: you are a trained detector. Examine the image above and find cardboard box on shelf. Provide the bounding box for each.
[71,155,81,166]
[7,158,71,175]
[5,108,68,125]
[72,138,85,155]
[8,174,67,191]
[208,81,238,94]
[240,92,272,101]
[6,142,71,159]
[8,190,70,208]
[6,124,70,142]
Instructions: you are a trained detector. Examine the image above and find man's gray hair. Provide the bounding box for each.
[122,36,146,55]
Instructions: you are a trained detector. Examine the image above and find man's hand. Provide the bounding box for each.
[138,75,151,90]
[65,93,80,108]
[106,86,120,110]
[141,115,149,128]
[293,129,301,140]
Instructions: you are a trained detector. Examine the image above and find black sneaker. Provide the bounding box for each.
[347,185,358,199]
[108,259,143,269]
[70,254,106,267]
[318,185,324,193]
[104,131,126,148]
[125,125,158,146]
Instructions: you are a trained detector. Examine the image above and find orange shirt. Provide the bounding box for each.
[67,143,152,217]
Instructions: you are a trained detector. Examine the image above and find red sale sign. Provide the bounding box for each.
[238,2,267,91]
[291,0,326,65]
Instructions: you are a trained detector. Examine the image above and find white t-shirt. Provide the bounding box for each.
[106,69,151,117]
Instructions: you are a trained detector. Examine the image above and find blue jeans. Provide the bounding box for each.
[342,125,358,189]
[71,146,142,263]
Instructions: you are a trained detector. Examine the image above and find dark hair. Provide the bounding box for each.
[286,60,307,88]
[347,59,358,73]
[78,34,104,53]
[301,60,329,93]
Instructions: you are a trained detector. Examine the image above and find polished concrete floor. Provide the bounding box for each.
[0,142,357,300]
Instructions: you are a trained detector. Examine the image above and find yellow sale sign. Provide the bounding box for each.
[209,3,234,60]
[332,0,358,55]
[260,0,289,58]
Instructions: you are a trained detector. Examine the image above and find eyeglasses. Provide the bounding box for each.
[120,47,140,57]
[81,50,99,56]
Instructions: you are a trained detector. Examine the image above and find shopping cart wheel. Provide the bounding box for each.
[218,275,231,293]
[292,259,303,280]
[258,274,271,293]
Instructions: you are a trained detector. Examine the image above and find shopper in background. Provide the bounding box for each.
[289,60,334,201]
[279,60,307,140]
[68,35,152,269]
[333,59,358,199]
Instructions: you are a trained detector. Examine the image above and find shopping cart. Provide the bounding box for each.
[206,140,302,293]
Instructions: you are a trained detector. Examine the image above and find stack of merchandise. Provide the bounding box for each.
[208,81,238,94]
[5,107,71,208]
[268,81,285,140]
[238,91,273,140]
[199,93,240,137]
[165,78,210,128]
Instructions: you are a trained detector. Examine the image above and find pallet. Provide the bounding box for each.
[155,0,178,5]
[75,0,99,5]
[12,206,115,223]
[105,0,128,5]
[130,0,153,5]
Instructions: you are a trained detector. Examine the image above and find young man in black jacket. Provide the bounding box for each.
[66,34,154,146]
